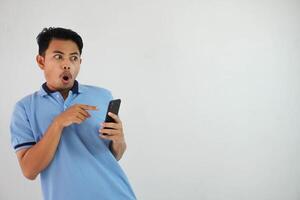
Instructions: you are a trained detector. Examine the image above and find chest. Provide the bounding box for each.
[28,94,110,142]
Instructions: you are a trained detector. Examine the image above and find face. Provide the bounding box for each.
[36,39,81,91]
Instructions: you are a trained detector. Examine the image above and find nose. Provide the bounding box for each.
[62,59,71,70]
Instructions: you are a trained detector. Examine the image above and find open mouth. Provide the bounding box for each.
[60,72,72,84]
[63,76,69,81]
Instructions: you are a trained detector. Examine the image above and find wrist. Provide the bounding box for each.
[112,139,126,146]
[53,117,64,130]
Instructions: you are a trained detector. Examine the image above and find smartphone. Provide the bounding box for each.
[102,99,121,135]
[103,99,121,132]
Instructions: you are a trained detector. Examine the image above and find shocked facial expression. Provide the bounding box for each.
[36,39,81,91]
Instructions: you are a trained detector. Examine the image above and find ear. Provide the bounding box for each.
[80,57,82,64]
[36,55,45,70]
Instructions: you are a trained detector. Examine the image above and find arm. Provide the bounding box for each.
[16,119,63,180]
[16,104,97,180]
[110,140,127,161]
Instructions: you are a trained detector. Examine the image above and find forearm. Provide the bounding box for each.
[20,119,63,179]
[110,141,127,161]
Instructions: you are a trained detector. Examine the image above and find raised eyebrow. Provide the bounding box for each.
[70,52,79,56]
[52,51,79,56]
[53,50,64,54]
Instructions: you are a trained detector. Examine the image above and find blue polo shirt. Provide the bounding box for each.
[10,81,136,200]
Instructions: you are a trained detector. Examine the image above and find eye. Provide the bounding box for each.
[71,56,79,61]
[54,54,62,60]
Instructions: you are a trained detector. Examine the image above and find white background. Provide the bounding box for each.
[0,0,300,199]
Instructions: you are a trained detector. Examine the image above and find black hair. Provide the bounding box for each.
[36,27,83,56]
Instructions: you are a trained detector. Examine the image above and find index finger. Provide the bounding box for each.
[79,104,98,111]
[108,112,122,124]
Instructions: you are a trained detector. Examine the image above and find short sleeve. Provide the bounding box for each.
[10,101,36,152]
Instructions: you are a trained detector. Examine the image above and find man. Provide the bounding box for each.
[10,27,136,200]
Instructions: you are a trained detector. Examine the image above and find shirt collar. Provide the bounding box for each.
[40,80,82,96]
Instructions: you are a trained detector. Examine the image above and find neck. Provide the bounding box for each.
[59,89,70,100]
[43,81,78,100]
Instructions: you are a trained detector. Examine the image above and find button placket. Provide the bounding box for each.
[63,91,74,111]
[51,92,64,108]
[63,104,68,111]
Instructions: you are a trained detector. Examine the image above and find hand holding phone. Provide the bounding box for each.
[104,99,121,123]
[102,99,121,135]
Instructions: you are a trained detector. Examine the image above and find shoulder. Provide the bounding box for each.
[79,84,113,99]
[12,92,38,118]
[13,91,40,110]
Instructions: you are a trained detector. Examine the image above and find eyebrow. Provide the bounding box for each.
[53,50,79,56]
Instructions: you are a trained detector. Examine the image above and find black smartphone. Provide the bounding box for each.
[102,99,121,135]
[104,98,121,124]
